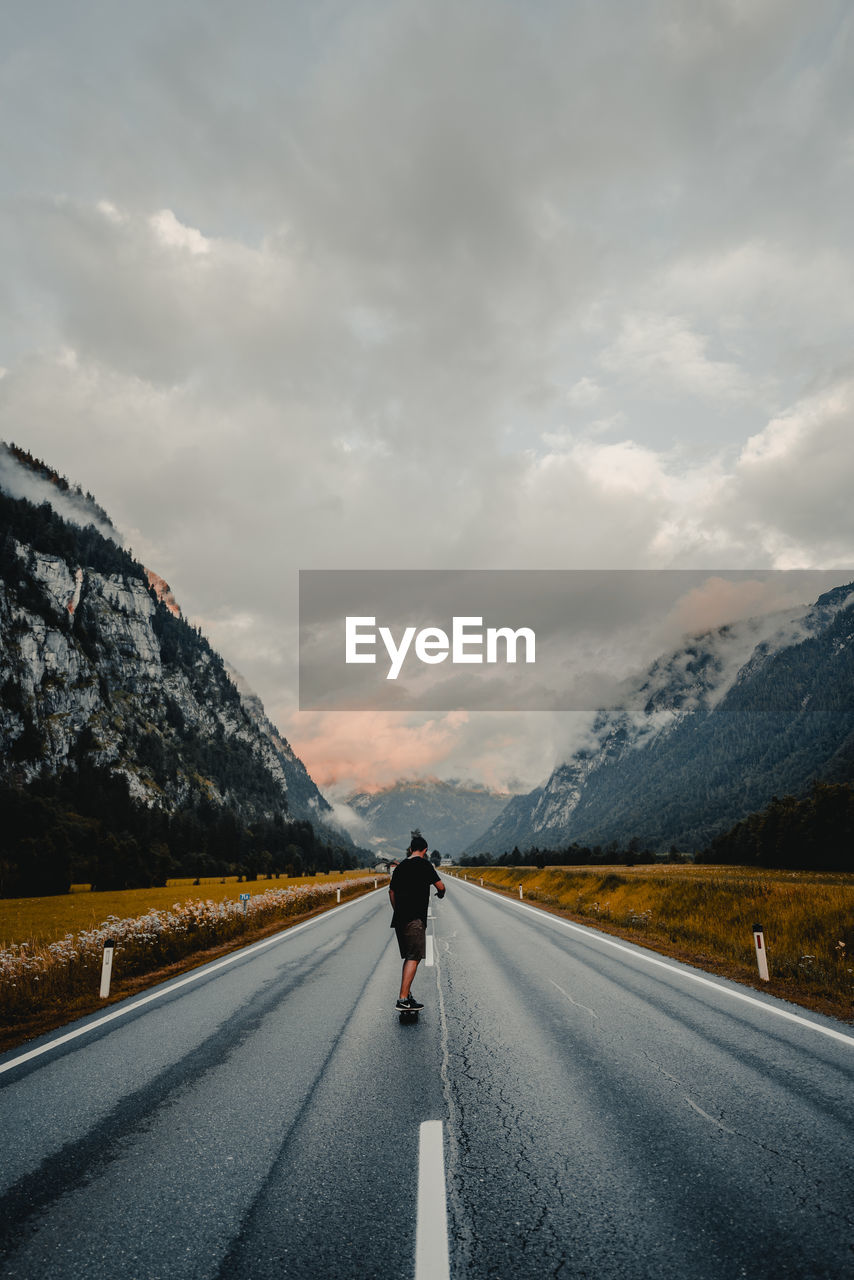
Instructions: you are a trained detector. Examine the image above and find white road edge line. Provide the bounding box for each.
[0,887,386,1076]
[456,878,854,1048]
[416,1120,450,1280]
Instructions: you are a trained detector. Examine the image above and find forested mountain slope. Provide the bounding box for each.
[346,777,512,858]
[0,446,359,893]
[466,583,854,858]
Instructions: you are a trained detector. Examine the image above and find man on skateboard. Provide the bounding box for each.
[389,831,445,1012]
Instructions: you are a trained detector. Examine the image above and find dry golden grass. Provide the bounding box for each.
[0,870,379,950]
[453,864,854,1021]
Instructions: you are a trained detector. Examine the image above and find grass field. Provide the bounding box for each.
[0,870,380,949]
[0,872,388,1041]
[452,864,854,1021]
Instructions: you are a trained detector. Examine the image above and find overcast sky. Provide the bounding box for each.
[2,0,853,795]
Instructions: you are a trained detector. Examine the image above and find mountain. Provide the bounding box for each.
[345,778,513,858]
[465,584,854,858]
[0,444,361,893]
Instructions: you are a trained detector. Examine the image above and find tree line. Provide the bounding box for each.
[0,489,142,588]
[458,780,853,872]
[696,781,853,871]
[0,765,361,897]
[459,840,688,869]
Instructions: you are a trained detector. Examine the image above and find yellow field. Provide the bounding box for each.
[0,870,380,949]
[451,864,854,1018]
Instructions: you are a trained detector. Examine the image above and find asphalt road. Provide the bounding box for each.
[0,878,852,1279]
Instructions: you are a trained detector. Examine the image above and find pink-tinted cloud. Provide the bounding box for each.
[281,709,470,793]
[661,574,815,639]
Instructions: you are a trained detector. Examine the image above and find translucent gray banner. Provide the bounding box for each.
[298,569,852,711]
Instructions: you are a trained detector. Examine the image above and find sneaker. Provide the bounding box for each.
[396,995,424,1011]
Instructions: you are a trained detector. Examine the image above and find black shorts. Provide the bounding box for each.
[395,919,426,961]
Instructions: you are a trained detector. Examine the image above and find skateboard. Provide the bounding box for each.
[395,1004,421,1021]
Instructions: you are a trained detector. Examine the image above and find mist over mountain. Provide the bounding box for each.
[466,585,854,858]
[0,444,117,540]
[0,445,361,893]
[345,778,513,859]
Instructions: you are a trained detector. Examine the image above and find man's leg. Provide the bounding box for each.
[400,958,419,999]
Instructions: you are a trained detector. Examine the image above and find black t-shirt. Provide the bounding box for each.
[390,856,441,927]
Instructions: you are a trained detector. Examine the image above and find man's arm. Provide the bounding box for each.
[434,877,445,898]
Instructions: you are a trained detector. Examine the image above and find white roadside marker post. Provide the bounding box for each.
[337,888,341,903]
[519,884,523,899]
[753,923,770,981]
[240,892,250,918]
[99,939,115,998]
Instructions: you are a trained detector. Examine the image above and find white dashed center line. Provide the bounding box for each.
[415,1120,450,1280]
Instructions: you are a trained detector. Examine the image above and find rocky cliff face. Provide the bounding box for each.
[0,533,319,824]
[225,662,336,826]
[2,545,160,800]
[0,447,352,890]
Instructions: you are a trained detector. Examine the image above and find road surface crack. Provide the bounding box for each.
[549,980,599,1023]
[639,1049,839,1201]
[438,963,570,1277]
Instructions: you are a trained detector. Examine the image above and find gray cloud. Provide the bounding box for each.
[1,0,852,791]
